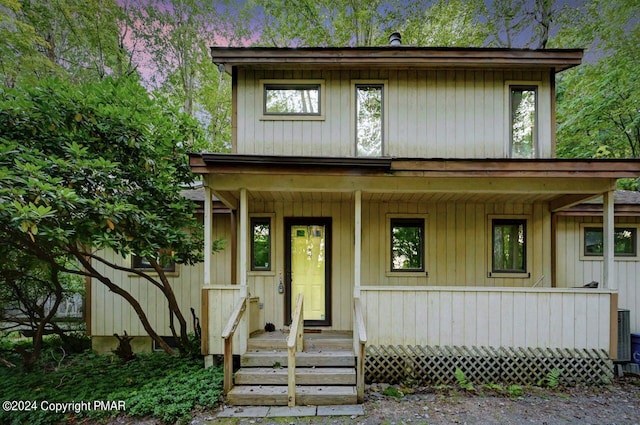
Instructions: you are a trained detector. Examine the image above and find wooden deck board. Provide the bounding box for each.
[234,367,356,385]
[241,350,355,367]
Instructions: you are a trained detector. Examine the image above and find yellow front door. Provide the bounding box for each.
[286,219,331,325]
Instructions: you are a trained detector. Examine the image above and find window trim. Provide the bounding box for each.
[579,223,639,261]
[352,80,388,157]
[487,215,532,279]
[259,79,325,121]
[385,214,428,276]
[131,249,178,275]
[249,213,276,275]
[505,81,540,159]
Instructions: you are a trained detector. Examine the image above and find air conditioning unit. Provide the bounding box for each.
[617,309,631,363]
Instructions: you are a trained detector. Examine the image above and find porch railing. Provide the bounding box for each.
[287,293,304,406]
[353,297,367,403]
[221,297,246,394]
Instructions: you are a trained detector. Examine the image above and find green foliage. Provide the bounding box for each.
[506,384,523,398]
[382,385,404,398]
[538,368,563,389]
[454,368,474,391]
[0,348,223,425]
[483,382,504,392]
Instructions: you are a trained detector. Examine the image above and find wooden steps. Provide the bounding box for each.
[227,332,358,406]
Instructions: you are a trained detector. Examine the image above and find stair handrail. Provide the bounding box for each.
[287,293,304,407]
[221,297,247,394]
[354,297,367,403]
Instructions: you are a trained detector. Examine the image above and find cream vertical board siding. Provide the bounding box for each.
[556,215,640,333]
[361,200,552,287]
[90,250,203,337]
[360,286,613,351]
[90,213,232,337]
[203,287,243,355]
[247,199,354,331]
[235,69,552,159]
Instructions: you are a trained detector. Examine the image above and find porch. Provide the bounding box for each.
[191,155,640,405]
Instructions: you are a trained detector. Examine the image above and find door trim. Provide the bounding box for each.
[284,217,332,327]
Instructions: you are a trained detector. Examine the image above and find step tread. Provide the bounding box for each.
[227,385,357,406]
[241,350,355,367]
[234,367,356,385]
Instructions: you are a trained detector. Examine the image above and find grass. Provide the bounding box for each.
[0,334,223,425]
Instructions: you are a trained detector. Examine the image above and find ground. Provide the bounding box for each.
[197,377,640,425]
[99,376,640,424]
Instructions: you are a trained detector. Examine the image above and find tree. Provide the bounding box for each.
[555,0,640,179]
[1,0,130,85]
[401,0,490,47]
[0,250,82,369]
[0,76,209,356]
[125,0,238,151]
[250,0,430,47]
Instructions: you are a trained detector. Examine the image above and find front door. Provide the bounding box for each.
[285,218,331,326]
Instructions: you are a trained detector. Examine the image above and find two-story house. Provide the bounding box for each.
[88,41,640,407]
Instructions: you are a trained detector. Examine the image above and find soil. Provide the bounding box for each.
[201,376,640,425]
[101,376,640,425]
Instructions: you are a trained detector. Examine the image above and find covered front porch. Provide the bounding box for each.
[191,154,640,404]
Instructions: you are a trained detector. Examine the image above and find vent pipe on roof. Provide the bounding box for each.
[389,32,402,46]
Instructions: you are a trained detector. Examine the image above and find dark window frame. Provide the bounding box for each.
[251,217,272,271]
[263,83,321,116]
[132,250,176,272]
[492,219,527,273]
[583,226,637,257]
[355,83,385,157]
[390,218,425,272]
[509,85,538,159]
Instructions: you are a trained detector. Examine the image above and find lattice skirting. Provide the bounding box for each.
[365,345,614,385]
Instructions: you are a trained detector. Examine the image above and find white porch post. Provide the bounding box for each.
[354,190,362,297]
[602,190,616,289]
[203,180,213,287]
[239,188,249,298]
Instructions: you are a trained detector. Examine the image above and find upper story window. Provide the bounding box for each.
[261,80,324,120]
[355,83,384,157]
[584,226,637,257]
[509,85,538,159]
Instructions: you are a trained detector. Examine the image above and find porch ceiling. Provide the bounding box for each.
[247,190,563,204]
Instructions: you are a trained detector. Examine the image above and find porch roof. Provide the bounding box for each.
[189,154,640,211]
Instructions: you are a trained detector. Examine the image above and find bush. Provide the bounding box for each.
[0,349,223,425]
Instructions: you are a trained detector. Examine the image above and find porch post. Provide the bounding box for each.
[203,180,213,287]
[239,188,248,298]
[602,190,616,289]
[354,190,362,297]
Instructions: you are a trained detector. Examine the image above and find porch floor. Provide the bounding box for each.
[247,330,352,351]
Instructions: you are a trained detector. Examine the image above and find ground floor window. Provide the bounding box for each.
[584,227,637,257]
[132,249,176,272]
[390,218,424,272]
[492,219,527,273]
[251,217,271,271]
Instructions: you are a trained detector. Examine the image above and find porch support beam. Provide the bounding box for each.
[549,194,601,212]
[239,188,248,297]
[354,190,362,297]
[602,190,616,289]
[204,180,213,287]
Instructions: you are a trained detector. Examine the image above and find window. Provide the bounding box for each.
[356,84,383,157]
[262,81,322,116]
[251,217,271,271]
[132,250,176,272]
[492,219,527,273]
[390,218,424,272]
[584,227,637,257]
[510,85,537,158]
